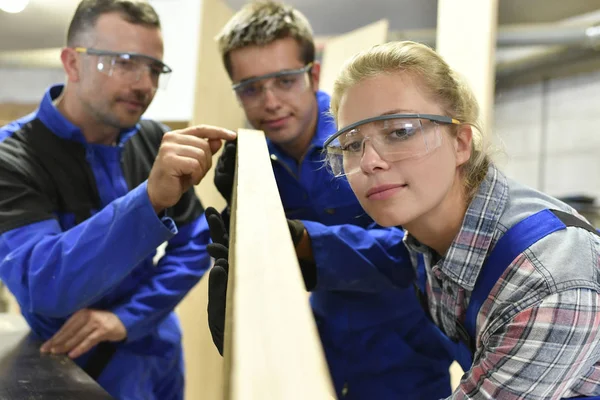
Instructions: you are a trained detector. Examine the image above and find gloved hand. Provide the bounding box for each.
[213,139,237,205]
[206,207,229,356]
[205,207,315,356]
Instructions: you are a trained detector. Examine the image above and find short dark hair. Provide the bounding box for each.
[66,0,161,46]
[216,1,315,77]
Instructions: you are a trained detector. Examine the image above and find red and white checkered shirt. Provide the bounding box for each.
[404,165,600,399]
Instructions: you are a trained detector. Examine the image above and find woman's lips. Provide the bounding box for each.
[366,184,407,200]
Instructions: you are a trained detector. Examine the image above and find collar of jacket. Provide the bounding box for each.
[37,84,139,146]
[266,90,337,159]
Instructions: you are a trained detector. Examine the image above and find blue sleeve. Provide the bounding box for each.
[111,213,212,342]
[302,220,415,292]
[0,181,176,317]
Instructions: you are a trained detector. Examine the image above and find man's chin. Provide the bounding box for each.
[119,116,141,128]
[262,126,297,144]
[105,116,140,131]
[116,110,145,128]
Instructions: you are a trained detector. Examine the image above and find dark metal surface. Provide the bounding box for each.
[0,315,114,400]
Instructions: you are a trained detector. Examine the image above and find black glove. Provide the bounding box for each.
[206,207,229,356]
[288,219,317,291]
[205,208,317,356]
[287,219,305,247]
[213,140,237,205]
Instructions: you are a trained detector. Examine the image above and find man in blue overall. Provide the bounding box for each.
[0,1,235,399]
[206,2,454,398]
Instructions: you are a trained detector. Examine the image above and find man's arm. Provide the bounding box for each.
[0,181,176,317]
[111,211,211,342]
[39,189,208,354]
[301,220,416,292]
[449,289,600,399]
[204,210,415,294]
[0,124,236,318]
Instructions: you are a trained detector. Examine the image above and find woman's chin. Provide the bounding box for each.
[359,195,420,227]
[369,209,411,228]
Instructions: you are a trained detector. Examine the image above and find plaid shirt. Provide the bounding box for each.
[404,165,600,399]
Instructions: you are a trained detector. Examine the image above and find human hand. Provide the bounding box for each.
[213,139,237,205]
[40,309,127,359]
[205,207,230,355]
[147,125,236,213]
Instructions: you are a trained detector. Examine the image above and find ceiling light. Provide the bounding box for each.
[0,0,29,13]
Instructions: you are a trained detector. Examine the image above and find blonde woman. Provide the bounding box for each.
[323,41,600,399]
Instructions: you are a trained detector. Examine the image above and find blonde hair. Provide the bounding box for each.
[216,1,315,76]
[330,41,491,198]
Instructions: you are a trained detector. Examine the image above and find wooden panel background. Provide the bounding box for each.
[319,19,389,95]
[0,103,37,126]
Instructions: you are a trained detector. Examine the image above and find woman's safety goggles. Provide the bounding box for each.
[231,63,313,109]
[323,113,461,177]
[74,47,172,90]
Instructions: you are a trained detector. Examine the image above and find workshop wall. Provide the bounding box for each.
[494,69,600,203]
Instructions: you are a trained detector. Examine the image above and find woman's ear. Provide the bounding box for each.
[454,124,473,167]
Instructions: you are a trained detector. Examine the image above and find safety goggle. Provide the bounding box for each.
[74,47,172,90]
[323,113,461,177]
[231,63,313,109]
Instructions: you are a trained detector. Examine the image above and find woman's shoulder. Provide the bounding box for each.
[499,178,580,228]
[497,177,600,291]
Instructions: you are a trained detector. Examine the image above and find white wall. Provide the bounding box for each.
[494,70,600,201]
[0,68,64,103]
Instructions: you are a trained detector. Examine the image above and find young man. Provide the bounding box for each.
[206,2,455,398]
[0,1,234,399]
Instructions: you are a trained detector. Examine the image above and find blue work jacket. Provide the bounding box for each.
[0,85,211,400]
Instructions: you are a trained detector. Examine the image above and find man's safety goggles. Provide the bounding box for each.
[74,47,172,90]
[231,63,313,109]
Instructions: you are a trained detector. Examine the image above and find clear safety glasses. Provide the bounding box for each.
[323,113,461,177]
[231,63,313,109]
[74,47,172,90]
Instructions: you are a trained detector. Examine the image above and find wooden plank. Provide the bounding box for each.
[173,0,247,398]
[224,129,335,399]
[319,19,389,95]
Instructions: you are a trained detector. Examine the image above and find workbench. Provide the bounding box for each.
[0,313,113,399]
